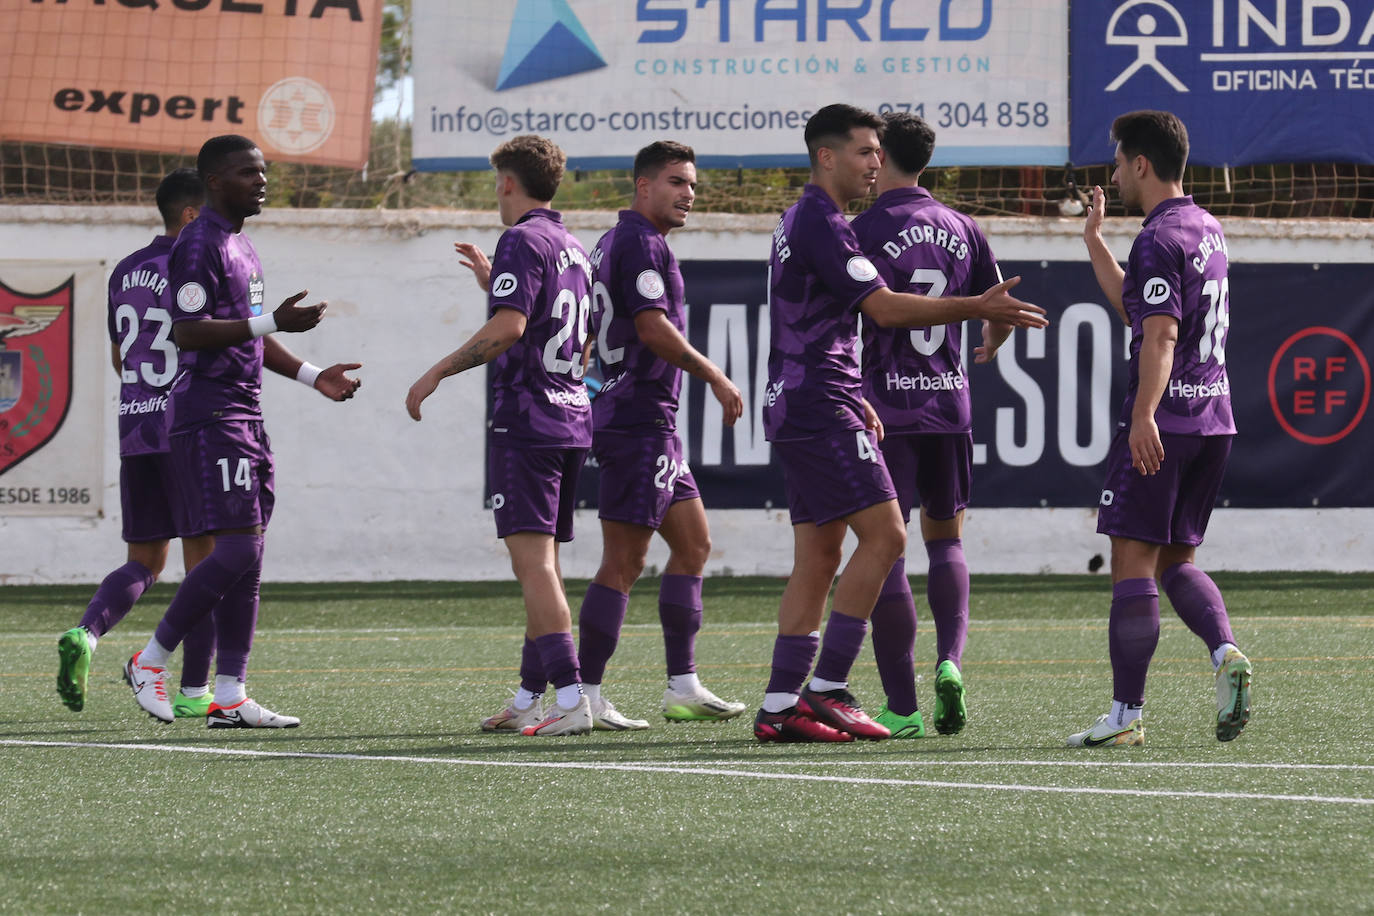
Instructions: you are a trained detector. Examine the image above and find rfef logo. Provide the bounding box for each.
[1267,326,1370,446]
[0,276,73,475]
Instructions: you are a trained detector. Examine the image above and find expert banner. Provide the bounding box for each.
[0,1,383,168]
[414,0,1069,171]
[0,261,107,518]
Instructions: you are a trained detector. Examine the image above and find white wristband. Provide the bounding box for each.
[248,313,277,338]
[295,362,323,388]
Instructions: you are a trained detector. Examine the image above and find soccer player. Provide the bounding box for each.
[575,140,747,730]
[124,135,362,728]
[755,103,1047,742]
[406,134,595,737]
[1069,110,1251,747]
[850,112,1013,738]
[56,168,217,718]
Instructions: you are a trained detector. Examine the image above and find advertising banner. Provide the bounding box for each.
[415,0,1070,171]
[0,261,107,518]
[0,1,383,168]
[571,259,1374,510]
[1071,0,1374,166]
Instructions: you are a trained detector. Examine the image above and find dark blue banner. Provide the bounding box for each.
[1070,1,1374,166]
[575,259,1374,510]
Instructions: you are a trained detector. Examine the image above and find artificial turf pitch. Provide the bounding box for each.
[2,573,1372,914]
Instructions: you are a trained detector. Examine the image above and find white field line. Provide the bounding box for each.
[2,739,1371,806]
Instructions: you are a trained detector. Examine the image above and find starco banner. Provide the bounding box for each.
[1,1,383,168]
[1071,0,1374,166]
[570,259,1373,510]
[415,0,1069,170]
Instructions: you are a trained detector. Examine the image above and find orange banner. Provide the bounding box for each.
[0,1,382,168]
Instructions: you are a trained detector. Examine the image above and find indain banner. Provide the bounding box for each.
[415,0,1070,170]
[570,259,1374,510]
[1,261,107,518]
[1071,0,1374,166]
[0,1,383,168]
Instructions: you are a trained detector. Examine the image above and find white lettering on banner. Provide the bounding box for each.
[993,326,1046,467]
[700,303,772,466]
[1057,303,1113,467]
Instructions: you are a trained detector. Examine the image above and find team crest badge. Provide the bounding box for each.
[0,275,73,475]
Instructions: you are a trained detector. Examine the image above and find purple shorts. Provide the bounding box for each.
[120,452,179,542]
[776,428,897,526]
[1097,431,1232,546]
[169,420,275,537]
[593,430,699,529]
[879,431,973,523]
[488,445,588,542]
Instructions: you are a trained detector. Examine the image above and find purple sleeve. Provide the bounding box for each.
[795,209,886,311]
[1131,227,1186,323]
[487,227,544,319]
[618,234,670,318]
[967,222,1003,294]
[169,238,224,324]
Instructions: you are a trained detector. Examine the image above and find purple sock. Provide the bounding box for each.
[577,583,629,684]
[659,573,703,677]
[765,633,819,696]
[1109,578,1160,705]
[79,560,155,638]
[153,534,260,653]
[534,631,581,690]
[870,558,919,715]
[813,610,869,685]
[925,538,969,669]
[179,615,217,691]
[211,536,264,681]
[520,636,547,695]
[1160,563,1235,653]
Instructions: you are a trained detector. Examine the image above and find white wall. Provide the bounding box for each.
[0,205,1369,583]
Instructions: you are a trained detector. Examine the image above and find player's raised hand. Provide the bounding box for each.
[861,397,885,443]
[314,362,362,401]
[973,319,1014,364]
[405,369,440,421]
[274,290,327,332]
[455,242,492,291]
[1083,186,1106,241]
[975,277,1048,329]
[710,375,744,427]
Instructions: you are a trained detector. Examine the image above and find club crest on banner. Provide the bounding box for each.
[0,276,73,475]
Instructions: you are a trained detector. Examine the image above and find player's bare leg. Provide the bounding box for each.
[507,533,591,735]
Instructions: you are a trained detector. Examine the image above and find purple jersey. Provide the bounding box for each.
[764,184,887,441]
[107,235,179,455]
[852,187,1002,434]
[589,209,685,433]
[166,207,267,432]
[1121,196,1236,436]
[486,208,593,448]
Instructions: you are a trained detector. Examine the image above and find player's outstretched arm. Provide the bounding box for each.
[455,242,492,292]
[633,310,742,426]
[172,290,325,351]
[1083,186,1127,322]
[262,335,361,401]
[405,308,525,421]
[860,278,1047,330]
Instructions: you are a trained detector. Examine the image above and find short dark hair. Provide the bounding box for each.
[490,134,566,202]
[633,140,695,180]
[880,112,936,176]
[197,134,258,179]
[804,103,883,168]
[155,168,204,227]
[1111,110,1189,182]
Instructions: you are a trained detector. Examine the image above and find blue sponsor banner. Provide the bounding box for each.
[1071,1,1374,166]
[574,259,1374,511]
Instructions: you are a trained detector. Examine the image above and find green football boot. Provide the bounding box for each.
[172,690,213,718]
[56,627,94,712]
[933,660,967,735]
[874,706,926,738]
